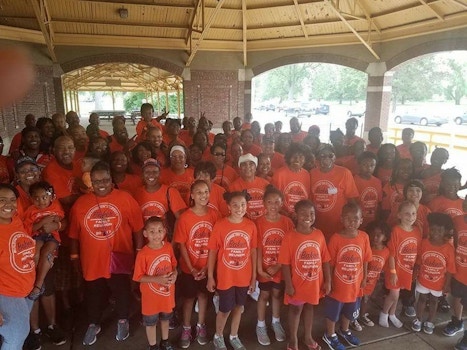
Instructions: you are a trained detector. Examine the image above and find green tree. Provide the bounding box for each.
[442,59,466,105]
[123,92,146,111]
[392,56,439,104]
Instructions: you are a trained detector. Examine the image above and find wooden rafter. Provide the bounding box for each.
[186,0,204,46]
[242,0,247,66]
[417,0,444,20]
[29,0,57,62]
[292,0,309,39]
[186,0,226,67]
[355,0,381,34]
[448,0,467,10]
[325,0,380,59]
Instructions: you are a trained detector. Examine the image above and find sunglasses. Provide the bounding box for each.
[213,152,226,157]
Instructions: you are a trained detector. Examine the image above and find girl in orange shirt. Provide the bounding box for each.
[174,180,220,348]
[207,191,257,350]
[255,185,294,346]
[380,201,421,328]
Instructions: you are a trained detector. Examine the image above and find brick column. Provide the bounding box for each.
[183,69,247,128]
[53,63,65,114]
[238,68,253,119]
[365,62,393,132]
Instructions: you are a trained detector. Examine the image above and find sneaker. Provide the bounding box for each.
[455,335,467,350]
[160,339,174,350]
[180,327,192,348]
[82,324,101,346]
[378,312,389,328]
[272,322,286,342]
[423,321,435,335]
[359,313,374,327]
[116,319,129,341]
[404,306,416,317]
[24,332,42,350]
[439,295,451,313]
[169,313,180,330]
[411,318,422,332]
[148,345,159,350]
[229,336,246,350]
[256,325,271,346]
[44,325,67,346]
[337,329,360,347]
[196,324,208,345]
[443,317,465,336]
[213,335,227,350]
[322,333,346,350]
[350,319,363,332]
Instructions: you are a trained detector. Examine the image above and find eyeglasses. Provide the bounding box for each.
[213,153,226,157]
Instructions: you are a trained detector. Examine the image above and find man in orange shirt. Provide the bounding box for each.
[69,161,144,346]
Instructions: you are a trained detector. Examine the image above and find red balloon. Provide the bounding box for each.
[0,47,35,107]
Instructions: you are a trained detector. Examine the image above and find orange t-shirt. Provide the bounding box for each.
[23,199,65,242]
[384,183,406,226]
[416,239,456,292]
[207,217,257,290]
[0,155,11,184]
[229,176,270,220]
[42,158,78,200]
[428,196,464,218]
[214,165,239,190]
[327,231,372,303]
[136,120,164,140]
[16,185,33,219]
[208,183,229,217]
[415,204,431,239]
[68,189,144,281]
[375,167,393,187]
[353,174,382,229]
[108,135,125,154]
[133,185,187,221]
[365,144,380,156]
[133,243,177,315]
[270,152,286,171]
[115,173,143,196]
[421,172,442,204]
[0,215,36,297]
[272,167,310,216]
[397,144,412,160]
[159,168,194,205]
[242,144,262,157]
[363,246,389,296]
[8,132,22,155]
[256,215,294,283]
[178,130,193,147]
[278,228,330,305]
[385,225,422,290]
[344,135,365,147]
[290,131,308,143]
[310,165,359,239]
[174,207,220,274]
[453,215,467,286]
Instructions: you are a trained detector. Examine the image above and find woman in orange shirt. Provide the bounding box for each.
[0,184,36,348]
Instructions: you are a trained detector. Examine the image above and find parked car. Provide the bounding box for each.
[314,104,330,115]
[454,112,467,125]
[347,105,366,118]
[394,113,448,126]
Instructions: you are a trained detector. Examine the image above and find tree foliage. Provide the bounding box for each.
[442,58,466,105]
[123,92,184,114]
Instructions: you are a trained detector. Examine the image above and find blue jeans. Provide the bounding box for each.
[0,294,34,350]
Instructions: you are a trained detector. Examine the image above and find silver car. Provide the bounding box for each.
[394,113,448,126]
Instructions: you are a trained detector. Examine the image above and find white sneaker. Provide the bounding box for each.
[389,314,403,328]
[379,312,389,328]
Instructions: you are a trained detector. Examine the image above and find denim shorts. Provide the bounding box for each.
[142,312,173,326]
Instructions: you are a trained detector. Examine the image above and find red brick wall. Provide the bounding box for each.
[184,70,245,128]
[0,65,56,143]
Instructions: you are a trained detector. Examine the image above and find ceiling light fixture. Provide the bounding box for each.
[118,8,128,19]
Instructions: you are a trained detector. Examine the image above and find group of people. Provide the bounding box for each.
[0,104,466,350]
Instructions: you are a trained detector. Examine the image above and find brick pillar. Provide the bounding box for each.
[183,69,246,128]
[53,63,65,114]
[365,62,393,133]
[238,68,253,119]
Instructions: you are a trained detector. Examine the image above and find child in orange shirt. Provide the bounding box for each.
[279,200,331,350]
[411,213,456,334]
[255,185,294,346]
[323,202,371,350]
[428,167,464,218]
[173,180,220,348]
[380,201,421,328]
[353,221,390,330]
[207,191,257,350]
[23,181,65,300]
[133,217,177,350]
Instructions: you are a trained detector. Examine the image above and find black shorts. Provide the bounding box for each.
[179,272,211,299]
[142,312,173,326]
[258,281,284,292]
[324,296,360,323]
[451,277,467,307]
[217,286,249,313]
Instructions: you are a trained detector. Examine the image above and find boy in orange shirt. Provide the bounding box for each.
[207,191,257,350]
[133,217,178,350]
[411,213,456,334]
[323,202,372,350]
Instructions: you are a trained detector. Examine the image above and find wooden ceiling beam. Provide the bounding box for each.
[0,25,45,44]
[417,0,444,20]
[76,0,241,11]
[292,0,309,39]
[52,18,188,30]
[242,0,247,66]
[29,0,57,62]
[186,0,226,67]
[325,0,380,59]
[186,0,204,46]
[355,0,381,34]
[447,0,467,10]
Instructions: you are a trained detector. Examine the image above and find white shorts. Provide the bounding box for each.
[415,280,442,297]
